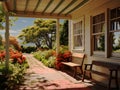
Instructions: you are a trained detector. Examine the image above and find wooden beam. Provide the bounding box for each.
[0,0,7,1]
[65,0,89,15]
[13,0,16,12]
[50,0,64,15]
[24,0,29,13]
[42,0,54,14]
[33,0,42,13]
[58,0,77,15]
[11,11,71,19]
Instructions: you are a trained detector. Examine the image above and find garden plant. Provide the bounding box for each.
[0,48,28,90]
[33,46,72,70]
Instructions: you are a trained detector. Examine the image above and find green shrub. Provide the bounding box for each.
[47,56,56,68]
[33,50,56,68]
[33,46,69,69]
[33,50,44,61]
[0,45,5,50]
[0,61,29,90]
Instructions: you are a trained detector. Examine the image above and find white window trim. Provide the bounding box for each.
[72,16,85,51]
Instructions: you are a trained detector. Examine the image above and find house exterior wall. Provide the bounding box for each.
[69,0,120,85]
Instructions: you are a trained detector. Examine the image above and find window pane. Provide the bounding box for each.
[73,21,83,49]
[117,7,120,17]
[93,13,105,24]
[93,24,101,33]
[93,23,105,33]
[112,32,120,53]
[117,19,120,30]
[110,20,120,31]
[110,20,117,30]
[94,34,105,51]
[74,35,82,47]
[92,13,105,53]
[110,8,117,19]
[110,7,120,31]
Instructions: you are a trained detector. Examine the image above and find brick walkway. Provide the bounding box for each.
[17,53,91,90]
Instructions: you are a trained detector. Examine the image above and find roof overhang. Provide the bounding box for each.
[1,0,90,19]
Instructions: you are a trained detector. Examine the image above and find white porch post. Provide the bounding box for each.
[68,20,72,51]
[56,19,60,56]
[5,12,10,70]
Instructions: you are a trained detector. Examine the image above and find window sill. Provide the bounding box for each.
[109,56,120,61]
[93,51,105,57]
[72,48,84,52]
[112,53,120,58]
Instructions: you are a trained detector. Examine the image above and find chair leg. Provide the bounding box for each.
[82,71,86,82]
[108,70,112,90]
[79,66,83,75]
[73,67,77,78]
[61,64,64,71]
[89,72,92,80]
[115,70,119,90]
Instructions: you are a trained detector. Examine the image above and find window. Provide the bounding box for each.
[73,20,84,50]
[109,7,120,56]
[92,13,105,53]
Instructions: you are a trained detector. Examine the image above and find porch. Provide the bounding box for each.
[17,53,107,90]
[0,0,120,90]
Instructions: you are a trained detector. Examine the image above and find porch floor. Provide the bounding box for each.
[15,54,116,90]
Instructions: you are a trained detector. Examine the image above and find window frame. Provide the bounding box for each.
[90,7,120,58]
[72,16,85,51]
[91,13,105,55]
[109,7,120,57]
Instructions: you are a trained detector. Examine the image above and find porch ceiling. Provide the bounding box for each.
[2,0,90,19]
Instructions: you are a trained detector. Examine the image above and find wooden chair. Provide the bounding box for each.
[61,53,85,77]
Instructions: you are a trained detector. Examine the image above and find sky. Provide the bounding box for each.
[0,17,35,38]
[0,17,64,38]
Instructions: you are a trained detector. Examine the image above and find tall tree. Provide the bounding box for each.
[60,20,68,45]
[18,19,56,49]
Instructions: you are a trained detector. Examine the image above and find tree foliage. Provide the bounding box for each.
[0,4,18,29]
[0,4,5,29]
[60,20,68,46]
[3,36,21,50]
[18,19,56,49]
[9,36,21,50]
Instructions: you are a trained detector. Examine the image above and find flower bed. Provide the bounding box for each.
[55,50,72,70]
[0,49,26,64]
[33,47,72,70]
[0,49,28,90]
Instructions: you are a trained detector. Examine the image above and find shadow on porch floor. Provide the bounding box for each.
[62,69,119,90]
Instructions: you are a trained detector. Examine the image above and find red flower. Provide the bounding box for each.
[63,51,72,59]
[55,50,72,69]
[55,61,62,70]
[56,57,63,61]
